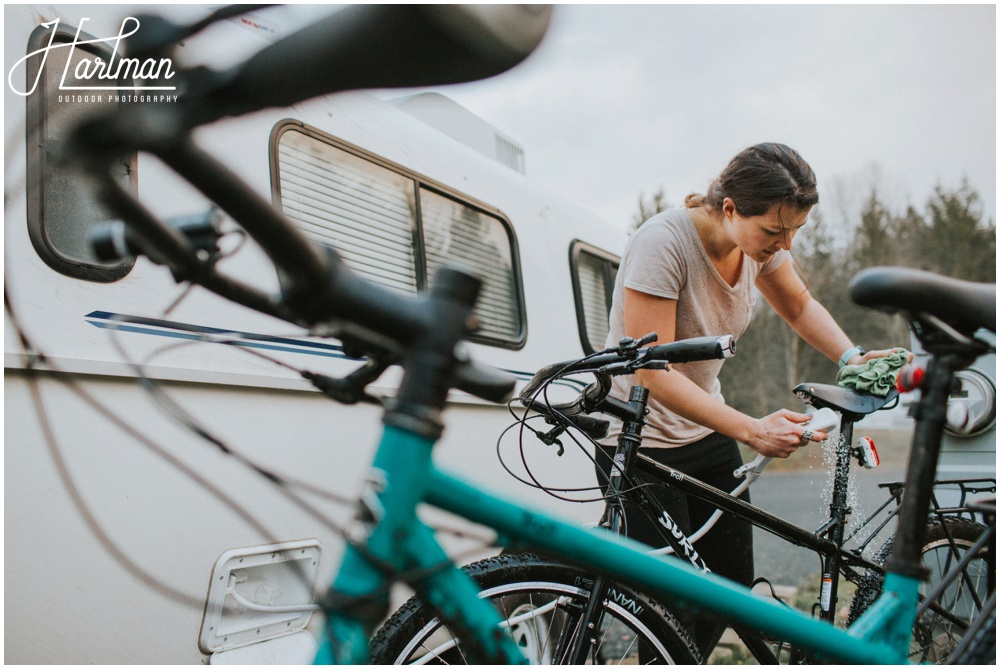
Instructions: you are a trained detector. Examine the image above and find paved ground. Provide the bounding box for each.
[750,460,908,590]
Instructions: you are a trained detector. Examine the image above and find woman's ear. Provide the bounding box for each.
[721,198,737,220]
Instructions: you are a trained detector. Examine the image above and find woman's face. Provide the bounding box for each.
[723,199,811,262]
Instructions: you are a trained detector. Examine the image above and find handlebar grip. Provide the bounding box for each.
[454,361,517,405]
[647,335,736,363]
[197,5,552,123]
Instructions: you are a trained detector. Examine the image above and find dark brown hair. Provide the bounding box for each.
[685,143,819,216]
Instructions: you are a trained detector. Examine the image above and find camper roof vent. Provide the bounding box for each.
[389,93,526,175]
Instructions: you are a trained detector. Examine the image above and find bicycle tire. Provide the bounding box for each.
[370,552,702,665]
[848,518,992,663]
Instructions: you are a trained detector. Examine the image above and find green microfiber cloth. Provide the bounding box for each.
[836,348,910,396]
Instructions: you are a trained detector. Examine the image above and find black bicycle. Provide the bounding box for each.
[372,277,994,664]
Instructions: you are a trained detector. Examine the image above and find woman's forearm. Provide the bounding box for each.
[785,297,854,364]
[757,262,859,365]
[636,367,756,443]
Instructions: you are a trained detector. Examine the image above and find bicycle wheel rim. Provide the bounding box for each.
[912,536,991,662]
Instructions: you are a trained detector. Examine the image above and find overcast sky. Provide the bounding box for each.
[407,3,996,234]
[10,3,992,236]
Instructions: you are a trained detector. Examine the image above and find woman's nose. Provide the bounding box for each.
[777,229,797,251]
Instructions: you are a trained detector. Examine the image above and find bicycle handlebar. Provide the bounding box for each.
[648,334,737,364]
[519,335,736,426]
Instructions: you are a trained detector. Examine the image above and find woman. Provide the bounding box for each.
[595,142,899,656]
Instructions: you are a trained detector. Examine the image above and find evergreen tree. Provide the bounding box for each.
[922,180,996,282]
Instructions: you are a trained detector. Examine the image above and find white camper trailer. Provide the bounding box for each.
[4,5,625,662]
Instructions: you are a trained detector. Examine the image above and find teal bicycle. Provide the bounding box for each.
[59,5,995,664]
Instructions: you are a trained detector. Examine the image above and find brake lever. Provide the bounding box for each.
[614,332,658,355]
[538,420,567,456]
[598,350,669,376]
[91,208,224,265]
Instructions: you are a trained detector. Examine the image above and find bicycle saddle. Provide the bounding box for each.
[850,267,995,336]
[793,382,899,421]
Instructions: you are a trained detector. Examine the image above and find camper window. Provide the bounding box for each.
[272,123,525,349]
[25,24,138,282]
[569,241,619,354]
[420,188,521,342]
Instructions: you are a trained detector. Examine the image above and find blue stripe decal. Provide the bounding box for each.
[83,310,587,390]
[85,310,344,353]
[85,321,354,359]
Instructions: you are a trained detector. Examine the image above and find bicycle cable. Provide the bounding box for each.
[4,225,358,609]
[498,360,670,506]
[10,280,506,616]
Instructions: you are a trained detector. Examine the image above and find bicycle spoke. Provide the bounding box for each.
[615,625,639,664]
[413,640,454,666]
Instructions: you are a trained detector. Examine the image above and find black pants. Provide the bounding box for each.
[595,432,754,657]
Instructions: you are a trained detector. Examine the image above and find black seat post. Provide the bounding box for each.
[886,351,974,579]
[815,415,855,623]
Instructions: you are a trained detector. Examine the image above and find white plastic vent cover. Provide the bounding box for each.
[200,539,322,655]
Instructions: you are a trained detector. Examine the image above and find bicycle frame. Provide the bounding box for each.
[613,405,885,663]
[634,413,877,619]
[615,422,992,662]
[561,376,885,662]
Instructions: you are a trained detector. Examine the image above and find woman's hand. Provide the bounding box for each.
[747,409,828,458]
[846,347,914,367]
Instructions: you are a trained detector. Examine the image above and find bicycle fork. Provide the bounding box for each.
[316,268,528,665]
[557,385,649,664]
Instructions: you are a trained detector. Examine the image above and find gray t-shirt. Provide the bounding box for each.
[603,208,788,447]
